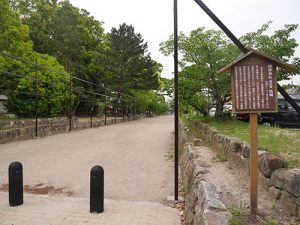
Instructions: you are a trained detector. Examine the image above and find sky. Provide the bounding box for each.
[69,0,300,85]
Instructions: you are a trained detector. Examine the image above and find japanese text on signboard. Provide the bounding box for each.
[233,64,276,112]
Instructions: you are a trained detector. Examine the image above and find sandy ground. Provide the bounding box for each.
[191,144,298,225]
[0,116,174,202]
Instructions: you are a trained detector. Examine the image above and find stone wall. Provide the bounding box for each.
[192,121,300,219]
[0,115,145,144]
[180,125,230,225]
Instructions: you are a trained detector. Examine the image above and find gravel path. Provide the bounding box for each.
[0,116,174,202]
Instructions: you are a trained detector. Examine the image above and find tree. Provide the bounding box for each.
[13,0,107,95]
[132,90,169,114]
[104,23,160,93]
[0,0,70,117]
[160,23,300,117]
[10,0,113,115]
[241,21,300,81]
[159,77,173,98]
[160,28,238,116]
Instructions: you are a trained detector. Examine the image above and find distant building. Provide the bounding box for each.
[0,94,8,114]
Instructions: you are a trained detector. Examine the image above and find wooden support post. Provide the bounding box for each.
[250,113,258,215]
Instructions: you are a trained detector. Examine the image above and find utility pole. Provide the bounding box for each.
[174,0,179,201]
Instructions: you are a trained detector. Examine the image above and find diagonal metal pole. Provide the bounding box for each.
[174,0,179,201]
[194,0,300,114]
[194,0,247,53]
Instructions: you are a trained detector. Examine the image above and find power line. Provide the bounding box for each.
[1,71,37,81]
[82,90,128,102]
[1,52,134,99]
[0,52,36,66]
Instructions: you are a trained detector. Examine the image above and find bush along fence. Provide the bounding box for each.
[0,114,146,144]
[190,121,300,219]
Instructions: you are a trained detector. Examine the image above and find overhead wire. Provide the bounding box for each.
[0,52,133,98]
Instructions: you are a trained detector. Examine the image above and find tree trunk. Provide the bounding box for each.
[214,97,223,117]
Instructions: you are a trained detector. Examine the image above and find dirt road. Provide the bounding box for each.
[0,116,174,202]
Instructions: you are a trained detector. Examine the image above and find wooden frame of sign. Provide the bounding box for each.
[218,48,294,215]
[219,49,294,114]
[230,60,278,113]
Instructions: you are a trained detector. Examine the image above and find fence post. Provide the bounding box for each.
[104,95,107,125]
[9,162,23,206]
[122,103,125,122]
[90,107,93,128]
[69,76,72,131]
[114,105,117,123]
[90,165,104,213]
[35,59,38,138]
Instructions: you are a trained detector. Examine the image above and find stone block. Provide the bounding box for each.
[194,181,229,225]
[222,136,231,148]
[279,190,298,216]
[241,143,250,158]
[271,168,300,197]
[229,138,242,152]
[193,138,204,146]
[269,186,281,200]
[296,197,300,206]
[258,153,287,178]
[200,211,230,225]
[215,134,225,143]
[259,173,270,190]
[197,181,227,212]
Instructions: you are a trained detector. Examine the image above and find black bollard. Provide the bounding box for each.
[90,165,104,213]
[9,161,23,206]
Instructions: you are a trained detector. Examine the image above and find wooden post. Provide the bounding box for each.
[250,113,258,215]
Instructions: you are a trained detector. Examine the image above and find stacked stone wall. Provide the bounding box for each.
[0,115,145,144]
[193,121,300,219]
[180,124,230,225]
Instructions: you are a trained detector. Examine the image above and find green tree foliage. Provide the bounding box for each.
[241,21,300,80]
[160,28,238,116]
[0,0,69,117]
[159,77,173,98]
[7,55,70,117]
[104,23,160,93]
[160,23,299,117]
[13,0,107,97]
[132,91,169,114]
[2,0,166,117]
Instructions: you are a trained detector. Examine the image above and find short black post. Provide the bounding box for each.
[9,162,23,206]
[90,165,104,213]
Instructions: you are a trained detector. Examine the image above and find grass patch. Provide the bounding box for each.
[216,152,228,162]
[229,203,246,225]
[182,114,300,167]
[263,221,278,225]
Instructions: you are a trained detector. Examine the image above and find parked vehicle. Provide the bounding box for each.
[259,98,300,128]
[209,107,216,117]
[235,113,250,122]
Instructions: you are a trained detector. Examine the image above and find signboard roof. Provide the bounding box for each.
[218,48,295,75]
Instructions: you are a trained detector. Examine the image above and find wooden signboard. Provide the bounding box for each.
[231,60,278,113]
[218,48,294,215]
